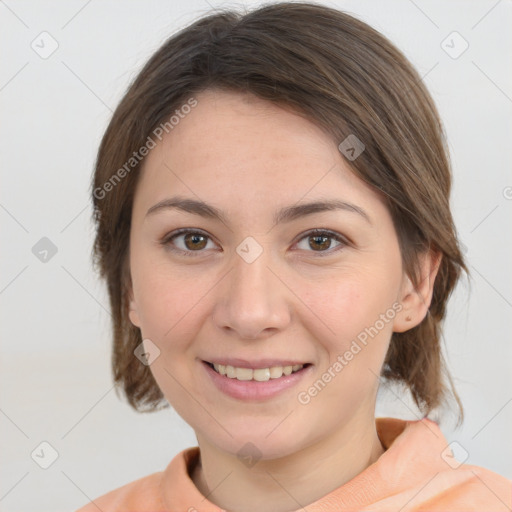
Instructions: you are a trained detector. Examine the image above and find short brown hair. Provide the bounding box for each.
[90,2,468,421]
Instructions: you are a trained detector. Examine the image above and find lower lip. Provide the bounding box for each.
[201,361,312,401]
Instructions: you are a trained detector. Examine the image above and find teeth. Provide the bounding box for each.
[253,368,271,381]
[269,366,283,379]
[235,367,253,381]
[212,363,304,381]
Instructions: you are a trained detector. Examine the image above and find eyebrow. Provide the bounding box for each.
[145,196,371,226]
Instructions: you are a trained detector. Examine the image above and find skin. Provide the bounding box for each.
[127,89,439,512]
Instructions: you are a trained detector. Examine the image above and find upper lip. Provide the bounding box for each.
[203,358,310,369]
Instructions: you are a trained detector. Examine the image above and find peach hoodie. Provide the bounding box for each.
[76,417,511,511]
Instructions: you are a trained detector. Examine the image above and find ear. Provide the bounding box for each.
[393,248,441,333]
[127,281,141,328]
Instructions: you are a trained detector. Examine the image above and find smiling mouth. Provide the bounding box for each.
[204,361,311,382]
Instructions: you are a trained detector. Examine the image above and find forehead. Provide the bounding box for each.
[133,89,385,222]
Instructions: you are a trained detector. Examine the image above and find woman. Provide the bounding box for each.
[78,2,511,510]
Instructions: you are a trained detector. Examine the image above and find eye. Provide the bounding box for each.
[161,229,217,257]
[294,229,348,256]
[160,228,349,257]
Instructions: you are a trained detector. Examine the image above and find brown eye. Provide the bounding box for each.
[161,228,348,258]
[161,229,216,257]
[295,229,348,256]
[308,234,332,251]
[182,232,208,251]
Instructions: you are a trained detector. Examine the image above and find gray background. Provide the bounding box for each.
[1,0,511,510]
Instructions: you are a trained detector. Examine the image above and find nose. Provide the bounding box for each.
[212,240,291,340]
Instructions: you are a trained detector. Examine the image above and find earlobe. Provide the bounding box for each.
[127,287,141,328]
[393,249,441,333]
[129,308,141,327]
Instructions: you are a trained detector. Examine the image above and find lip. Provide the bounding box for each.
[201,360,313,401]
[205,358,308,369]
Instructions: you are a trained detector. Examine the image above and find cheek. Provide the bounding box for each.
[299,269,394,338]
[131,258,221,355]
[295,264,400,384]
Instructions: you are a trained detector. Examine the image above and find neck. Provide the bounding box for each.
[191,417,385,512]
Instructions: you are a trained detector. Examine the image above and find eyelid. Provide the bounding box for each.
[160,228,216,256]
[293,228,350,257]
[160,227,351,257]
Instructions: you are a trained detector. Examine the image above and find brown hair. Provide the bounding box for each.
[90,2,468,422]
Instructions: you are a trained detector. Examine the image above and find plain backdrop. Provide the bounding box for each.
[1,0,511,510]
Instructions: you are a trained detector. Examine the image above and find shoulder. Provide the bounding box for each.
[73,447,199,512]
[74,470,166,512]
[430,463,512,510]
[373,418,512,510]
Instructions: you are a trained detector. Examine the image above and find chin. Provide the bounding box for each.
[201,420,312,462]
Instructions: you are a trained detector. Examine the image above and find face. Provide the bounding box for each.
[128,89,412,459]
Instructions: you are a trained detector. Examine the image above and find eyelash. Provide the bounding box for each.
[160,228,350,258]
